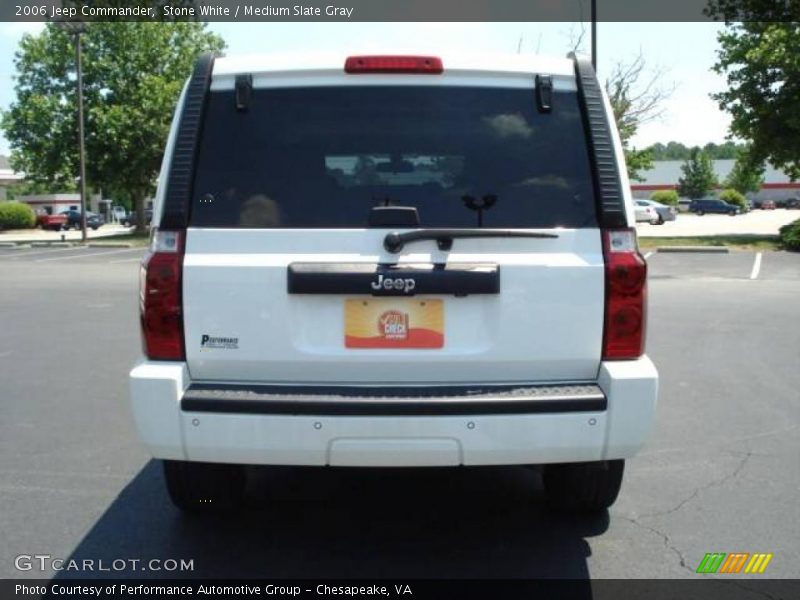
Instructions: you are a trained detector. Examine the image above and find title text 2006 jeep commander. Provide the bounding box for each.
[130,53,658,513]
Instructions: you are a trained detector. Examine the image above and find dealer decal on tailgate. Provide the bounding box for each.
[345,299,444,349]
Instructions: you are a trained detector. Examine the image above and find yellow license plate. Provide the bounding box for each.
[345,298,444,349]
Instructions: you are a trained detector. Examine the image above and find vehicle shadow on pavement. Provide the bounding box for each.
[56,460,607,582]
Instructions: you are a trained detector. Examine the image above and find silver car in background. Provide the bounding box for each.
[635,199,677,225]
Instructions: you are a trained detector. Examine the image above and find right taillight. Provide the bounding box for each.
[140,229,185,361]
[602,229,647,360]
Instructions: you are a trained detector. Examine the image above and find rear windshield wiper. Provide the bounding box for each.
[383,229,559,253]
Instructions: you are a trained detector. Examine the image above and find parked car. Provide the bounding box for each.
[785,198,800,209]
[34,209,68,231]
[689,198,740,216]
[131,52,658,514]
[634,202,660,224]
[676,198,692,213]
[121,209,152,227]
[59,210,105,230]
[635,199,676,225]
[760,200,776,210]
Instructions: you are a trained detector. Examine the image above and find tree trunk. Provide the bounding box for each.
[134,193,147,235]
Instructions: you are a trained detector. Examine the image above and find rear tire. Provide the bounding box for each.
[163,460,246,513]
[543,459,624,513]
[696,210,704,216]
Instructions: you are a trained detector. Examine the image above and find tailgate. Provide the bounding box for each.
[183,228,603,384]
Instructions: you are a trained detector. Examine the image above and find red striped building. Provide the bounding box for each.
[631,159,799,200]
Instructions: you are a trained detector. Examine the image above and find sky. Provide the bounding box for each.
[0,21,732,157]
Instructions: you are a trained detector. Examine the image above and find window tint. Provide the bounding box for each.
[190,86,596,229]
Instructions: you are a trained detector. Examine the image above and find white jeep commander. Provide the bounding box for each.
[130,52,658,513]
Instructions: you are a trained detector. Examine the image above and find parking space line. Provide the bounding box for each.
[644,251,654,260]
[35,248,141,263]
[750,252,763,280]
[109,256,144,264]
[0,246,89,259]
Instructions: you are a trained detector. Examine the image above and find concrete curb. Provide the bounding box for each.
[30,241,75,248]
[86,243,135,249]
[656,246,730,254]
[0,241,20,248]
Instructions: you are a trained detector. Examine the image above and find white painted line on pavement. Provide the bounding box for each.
[35,247,140,263]
[750,252,763,280]
[0,246,88,259]
[109,257,144,264]
[644,251,654,259]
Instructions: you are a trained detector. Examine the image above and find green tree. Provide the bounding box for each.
[724,148,764,195]
[648,140,746,161]
[1,22,225,231]
[718,188,748,211]
[5,179,64,202]
[678,149,718,199]
[0,202,36,230]
[649,189,679,206]
[779,218,800,252]
[705,2,800,180]
[702,141,741,160]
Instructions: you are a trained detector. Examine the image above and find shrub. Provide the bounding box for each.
[650,190,679,206]
[779,219,800,252]
[718,188,748,211]
[0,201,36,230]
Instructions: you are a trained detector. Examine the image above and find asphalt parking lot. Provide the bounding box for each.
[0,246,798,580]
[636,207,798,237]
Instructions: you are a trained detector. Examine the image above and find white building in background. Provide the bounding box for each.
[631,159,799,201]
[17,193,81,215]
[0,156,24,201]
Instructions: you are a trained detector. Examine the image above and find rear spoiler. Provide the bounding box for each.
[161,52,217,230]
[568,52,627,229]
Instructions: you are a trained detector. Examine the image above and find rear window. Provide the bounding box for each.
[190,86,597,228]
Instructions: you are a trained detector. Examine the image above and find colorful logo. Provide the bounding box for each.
[696,553,773,574]
[378,310,409,340]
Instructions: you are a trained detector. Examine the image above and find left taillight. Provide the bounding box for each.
[602,229,647,360]
[140,229,184,361]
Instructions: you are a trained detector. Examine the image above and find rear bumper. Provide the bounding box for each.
[129,357,658,467]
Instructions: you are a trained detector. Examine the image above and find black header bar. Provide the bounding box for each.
[3,0,787,23]
[287,262,499,296]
